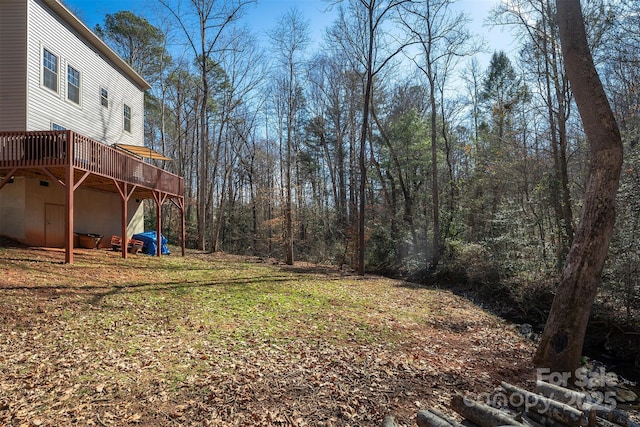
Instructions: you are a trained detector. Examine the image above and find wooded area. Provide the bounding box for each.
[90,0,639,325]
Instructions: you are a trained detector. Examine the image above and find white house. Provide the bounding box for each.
[0,0,184,262]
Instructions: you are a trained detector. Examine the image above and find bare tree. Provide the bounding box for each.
[331,0,410,274]
[533,0,623,376]
[211,27,267,252]
[305,53,356,256]
[399,0,477,268]
[492,0,575,269]
[269,8,310,265]
[159,0,255,251]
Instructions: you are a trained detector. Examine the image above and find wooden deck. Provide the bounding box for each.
[0,130,185,263]
[0,130,183,199]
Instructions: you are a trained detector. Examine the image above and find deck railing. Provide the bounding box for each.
[0,130,183,197]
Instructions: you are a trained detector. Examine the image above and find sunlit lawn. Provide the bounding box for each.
[0,246,534,426]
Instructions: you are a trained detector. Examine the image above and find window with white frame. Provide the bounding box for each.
[67,65,80,104]
[42,48,58,92]
[123,104,132,133]
[100,88,109,108]
[51,123,65,131]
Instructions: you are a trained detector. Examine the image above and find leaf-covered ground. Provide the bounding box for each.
[0,246,535,426]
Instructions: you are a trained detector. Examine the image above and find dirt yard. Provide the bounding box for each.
[0,245,535,426]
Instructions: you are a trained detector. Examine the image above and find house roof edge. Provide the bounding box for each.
[41,0,152,91]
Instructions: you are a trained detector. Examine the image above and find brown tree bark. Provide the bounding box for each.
[355,0,411,275]
[533,0,623,375]
[450,395,527,427]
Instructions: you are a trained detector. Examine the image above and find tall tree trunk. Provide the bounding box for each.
[533,0,623,376]
[540,0,567,268]
[349,87,358,268]
[371,106,413,238]
[336,128,347,236]
[429,69,440,268]
[549,1,575,258]
[357,5,375,276]
[285,110,294,265]
[198,13,209,252]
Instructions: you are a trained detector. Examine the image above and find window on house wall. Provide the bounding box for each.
[100,88,109,108]
[43,48,58,92]
[123,104,132,133]
[67,65,80,104]
[51,123,65,131]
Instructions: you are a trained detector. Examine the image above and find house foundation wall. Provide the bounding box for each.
[0,176,144,247]
[0,178,26,241]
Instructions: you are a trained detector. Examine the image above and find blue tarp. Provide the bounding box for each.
[132,231,170,255]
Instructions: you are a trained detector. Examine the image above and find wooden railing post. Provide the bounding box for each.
[64,130,75,264]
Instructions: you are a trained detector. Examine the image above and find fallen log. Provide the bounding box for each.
[417,409,457,427]
[450,394,527,427]
[501,382,587,427]
[583,404,640,427]
[427,408,466,427]
[526,409,571,427]
[416,407,471,427]
[536,381,587,409]
[595,416,622,427]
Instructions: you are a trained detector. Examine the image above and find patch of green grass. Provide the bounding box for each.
[2,250,450,385]
[0,247,539,427]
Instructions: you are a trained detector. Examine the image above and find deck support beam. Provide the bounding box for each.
[152,191,168,257]
[0,168,18,192]
[64,131,74,264]
[1,131,185,263]
[114,181,137,259]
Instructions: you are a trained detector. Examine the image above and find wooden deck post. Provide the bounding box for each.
[157,199,161,256]
[114,182,137,260]
[65,131,74,264]
[121,187,128,259]
[156,192,162,257]
[153,191,168,257]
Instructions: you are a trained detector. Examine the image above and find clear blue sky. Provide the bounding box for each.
[62,0,515,64]
[63,0,338,44]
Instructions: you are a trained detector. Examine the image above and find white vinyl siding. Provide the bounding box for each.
[25,0,145,147]
[66,64,80,104]
[42,48,58,92]
[0,0,149,246]
[0,0,28,131]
